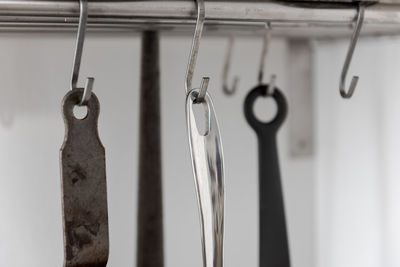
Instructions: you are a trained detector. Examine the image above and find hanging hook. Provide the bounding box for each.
[268,74,277,96]
[71,0,94,106]
[185,0,209,103]
[222,36,239,96]
[339,4,365,99]
[258,23,277,96]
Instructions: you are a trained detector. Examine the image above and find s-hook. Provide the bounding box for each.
[60,0,109,266]
[185,1,225,267]
[222,36,239,95]
[339,3,365,99]
[259,23,277,96]
[185,0,209,103]
[70,0,94,106]
[222,24,275,97]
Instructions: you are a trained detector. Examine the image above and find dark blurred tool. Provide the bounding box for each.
[136,30,164,267]
[244,84,290,267]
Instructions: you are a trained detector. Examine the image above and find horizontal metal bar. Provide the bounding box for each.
[0,1,384,23]
[0,1,399,37]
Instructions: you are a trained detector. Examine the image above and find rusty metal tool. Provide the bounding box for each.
[60,89,109,267]
[60,0,109,265]
[244,84,290,267]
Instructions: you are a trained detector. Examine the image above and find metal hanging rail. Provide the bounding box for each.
[0,1,400,37]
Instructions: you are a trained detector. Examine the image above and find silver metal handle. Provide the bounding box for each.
[186,89,225,267]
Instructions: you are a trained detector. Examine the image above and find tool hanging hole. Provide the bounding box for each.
[253,96,277,123]
[73,105,88,120]
[192,100,210,136]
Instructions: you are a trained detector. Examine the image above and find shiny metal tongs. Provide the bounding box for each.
[185,1,225,267]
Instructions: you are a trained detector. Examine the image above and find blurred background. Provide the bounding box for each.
[0,32,398,267]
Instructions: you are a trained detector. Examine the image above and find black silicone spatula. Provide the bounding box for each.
[244,84,290,267]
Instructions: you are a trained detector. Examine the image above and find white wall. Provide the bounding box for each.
[314,36,400,267]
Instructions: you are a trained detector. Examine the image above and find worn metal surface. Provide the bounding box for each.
[136,30,164,267]
[60,89,109,267]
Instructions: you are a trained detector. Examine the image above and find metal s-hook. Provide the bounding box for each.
[71,0,93,106]
[185,0,209,103]
[259,23,277,96]
[339,4,365,99]
[185,4,225,267]
[222,36,239,95]
[267,74,277,96]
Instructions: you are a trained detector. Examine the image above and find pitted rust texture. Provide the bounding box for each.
[60,89,109,267]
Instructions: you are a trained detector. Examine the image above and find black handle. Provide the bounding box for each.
[244,85,290,267]
[137,31,164,267]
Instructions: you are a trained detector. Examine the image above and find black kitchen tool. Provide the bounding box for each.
[137,30,164,267]
[244,84,290,267]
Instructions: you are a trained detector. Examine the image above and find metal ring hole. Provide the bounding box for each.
[73,105,88,120]
[192,99,210,136]
[253,95,277,123]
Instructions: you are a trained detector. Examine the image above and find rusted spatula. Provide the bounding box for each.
[60,89,109,267]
